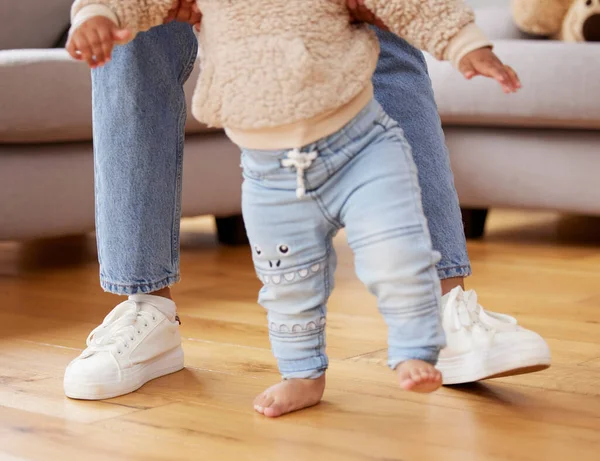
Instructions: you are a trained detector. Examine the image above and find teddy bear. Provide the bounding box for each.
[511,0,600,42]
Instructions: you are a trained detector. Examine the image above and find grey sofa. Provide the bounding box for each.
[1,3,599,242]
[427,6,600,237]
[0,1,245,243]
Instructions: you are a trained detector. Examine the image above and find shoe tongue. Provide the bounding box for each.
[103,299,136,323]
[441,286,475,329]
[440,286,465,311]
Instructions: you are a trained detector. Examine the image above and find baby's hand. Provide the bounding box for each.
[347,0,389,31]
[459,47,521,94]
[66,17,131,68]
[165,0,202,31]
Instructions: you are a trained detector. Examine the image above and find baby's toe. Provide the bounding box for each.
[253,393,265,407]
[423,367,436,378]
[397,370,416,390]
[263,399,286,418]
[410,369,425,382]
[254,393,275,414]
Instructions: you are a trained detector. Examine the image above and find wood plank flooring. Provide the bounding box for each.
[1,210,599,461]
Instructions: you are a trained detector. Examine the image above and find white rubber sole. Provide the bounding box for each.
[437,339,551,385]
[64,346,184,400]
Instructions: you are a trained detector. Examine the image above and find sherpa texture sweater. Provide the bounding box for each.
[71,0,491,149]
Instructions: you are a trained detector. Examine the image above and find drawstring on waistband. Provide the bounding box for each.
[281,148,318,199]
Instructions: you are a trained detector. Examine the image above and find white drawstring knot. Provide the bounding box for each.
[281,148,318,199]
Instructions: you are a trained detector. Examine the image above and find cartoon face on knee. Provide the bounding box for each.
[253,243,292,269]
[252,243,322,285]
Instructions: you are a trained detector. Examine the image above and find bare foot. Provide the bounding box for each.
[254,375,326,418]
[396,360,442,393]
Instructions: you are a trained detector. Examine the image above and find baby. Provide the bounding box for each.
[67,0,520,417]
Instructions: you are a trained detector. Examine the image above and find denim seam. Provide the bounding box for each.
[170,37,199,273]
[388,348,440,368]
[91,78,103,271]
[313,189,342,230]
[317,302,327,371]
[171,97,185,274]
[280,365,328,373]
[178,35,198,84]
[317,233,335,372]
[100,274,181,295]
[437,264,471,271]
[438,264,472,280]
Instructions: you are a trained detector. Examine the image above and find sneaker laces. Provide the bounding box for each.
[443,287,518,334]
[82,300,156,357]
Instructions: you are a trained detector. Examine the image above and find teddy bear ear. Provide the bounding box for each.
[511,0,573,36]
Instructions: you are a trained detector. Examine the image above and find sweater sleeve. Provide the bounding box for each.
[71,0,177,39]
[362,0,492,67]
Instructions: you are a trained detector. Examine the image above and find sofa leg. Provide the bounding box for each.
[215,215,249,246]
[461,208,488,239]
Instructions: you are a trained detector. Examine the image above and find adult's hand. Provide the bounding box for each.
[347,0,389,31]
[165,0,202,31]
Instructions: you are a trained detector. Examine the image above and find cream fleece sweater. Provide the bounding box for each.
[71,0,491,149]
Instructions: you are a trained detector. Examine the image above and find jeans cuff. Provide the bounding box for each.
[278,356,328,380]
[437,264,472,281]
[100,274,181,295]
[388,346,441,370]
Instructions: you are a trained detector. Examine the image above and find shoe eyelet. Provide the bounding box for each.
[137,330,141,334]
[117,351,121,354]
[124,344,128,348]
[152,317,156,321]
[145,324,148,328]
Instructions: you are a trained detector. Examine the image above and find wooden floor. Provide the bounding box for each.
[1,210,599,461]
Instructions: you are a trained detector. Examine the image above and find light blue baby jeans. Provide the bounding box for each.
[240,99,446,379]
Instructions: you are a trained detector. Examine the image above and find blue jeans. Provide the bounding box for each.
[91,23,471,294]
[241,99,445,378]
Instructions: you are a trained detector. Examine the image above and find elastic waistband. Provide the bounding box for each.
[242,97,387,159]
[227,84,375,151]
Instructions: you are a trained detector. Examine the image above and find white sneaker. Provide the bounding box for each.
[64,295,184,400]
[437,287,551,385]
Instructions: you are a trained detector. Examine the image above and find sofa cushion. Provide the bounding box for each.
[0,1,73,50]
[0,50,215,144]
[426,40,600,130]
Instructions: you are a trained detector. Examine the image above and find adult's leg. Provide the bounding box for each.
[93,22,198,296]
[64,23,199,400]
[372,30,470,292]
[372,30,551,384]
